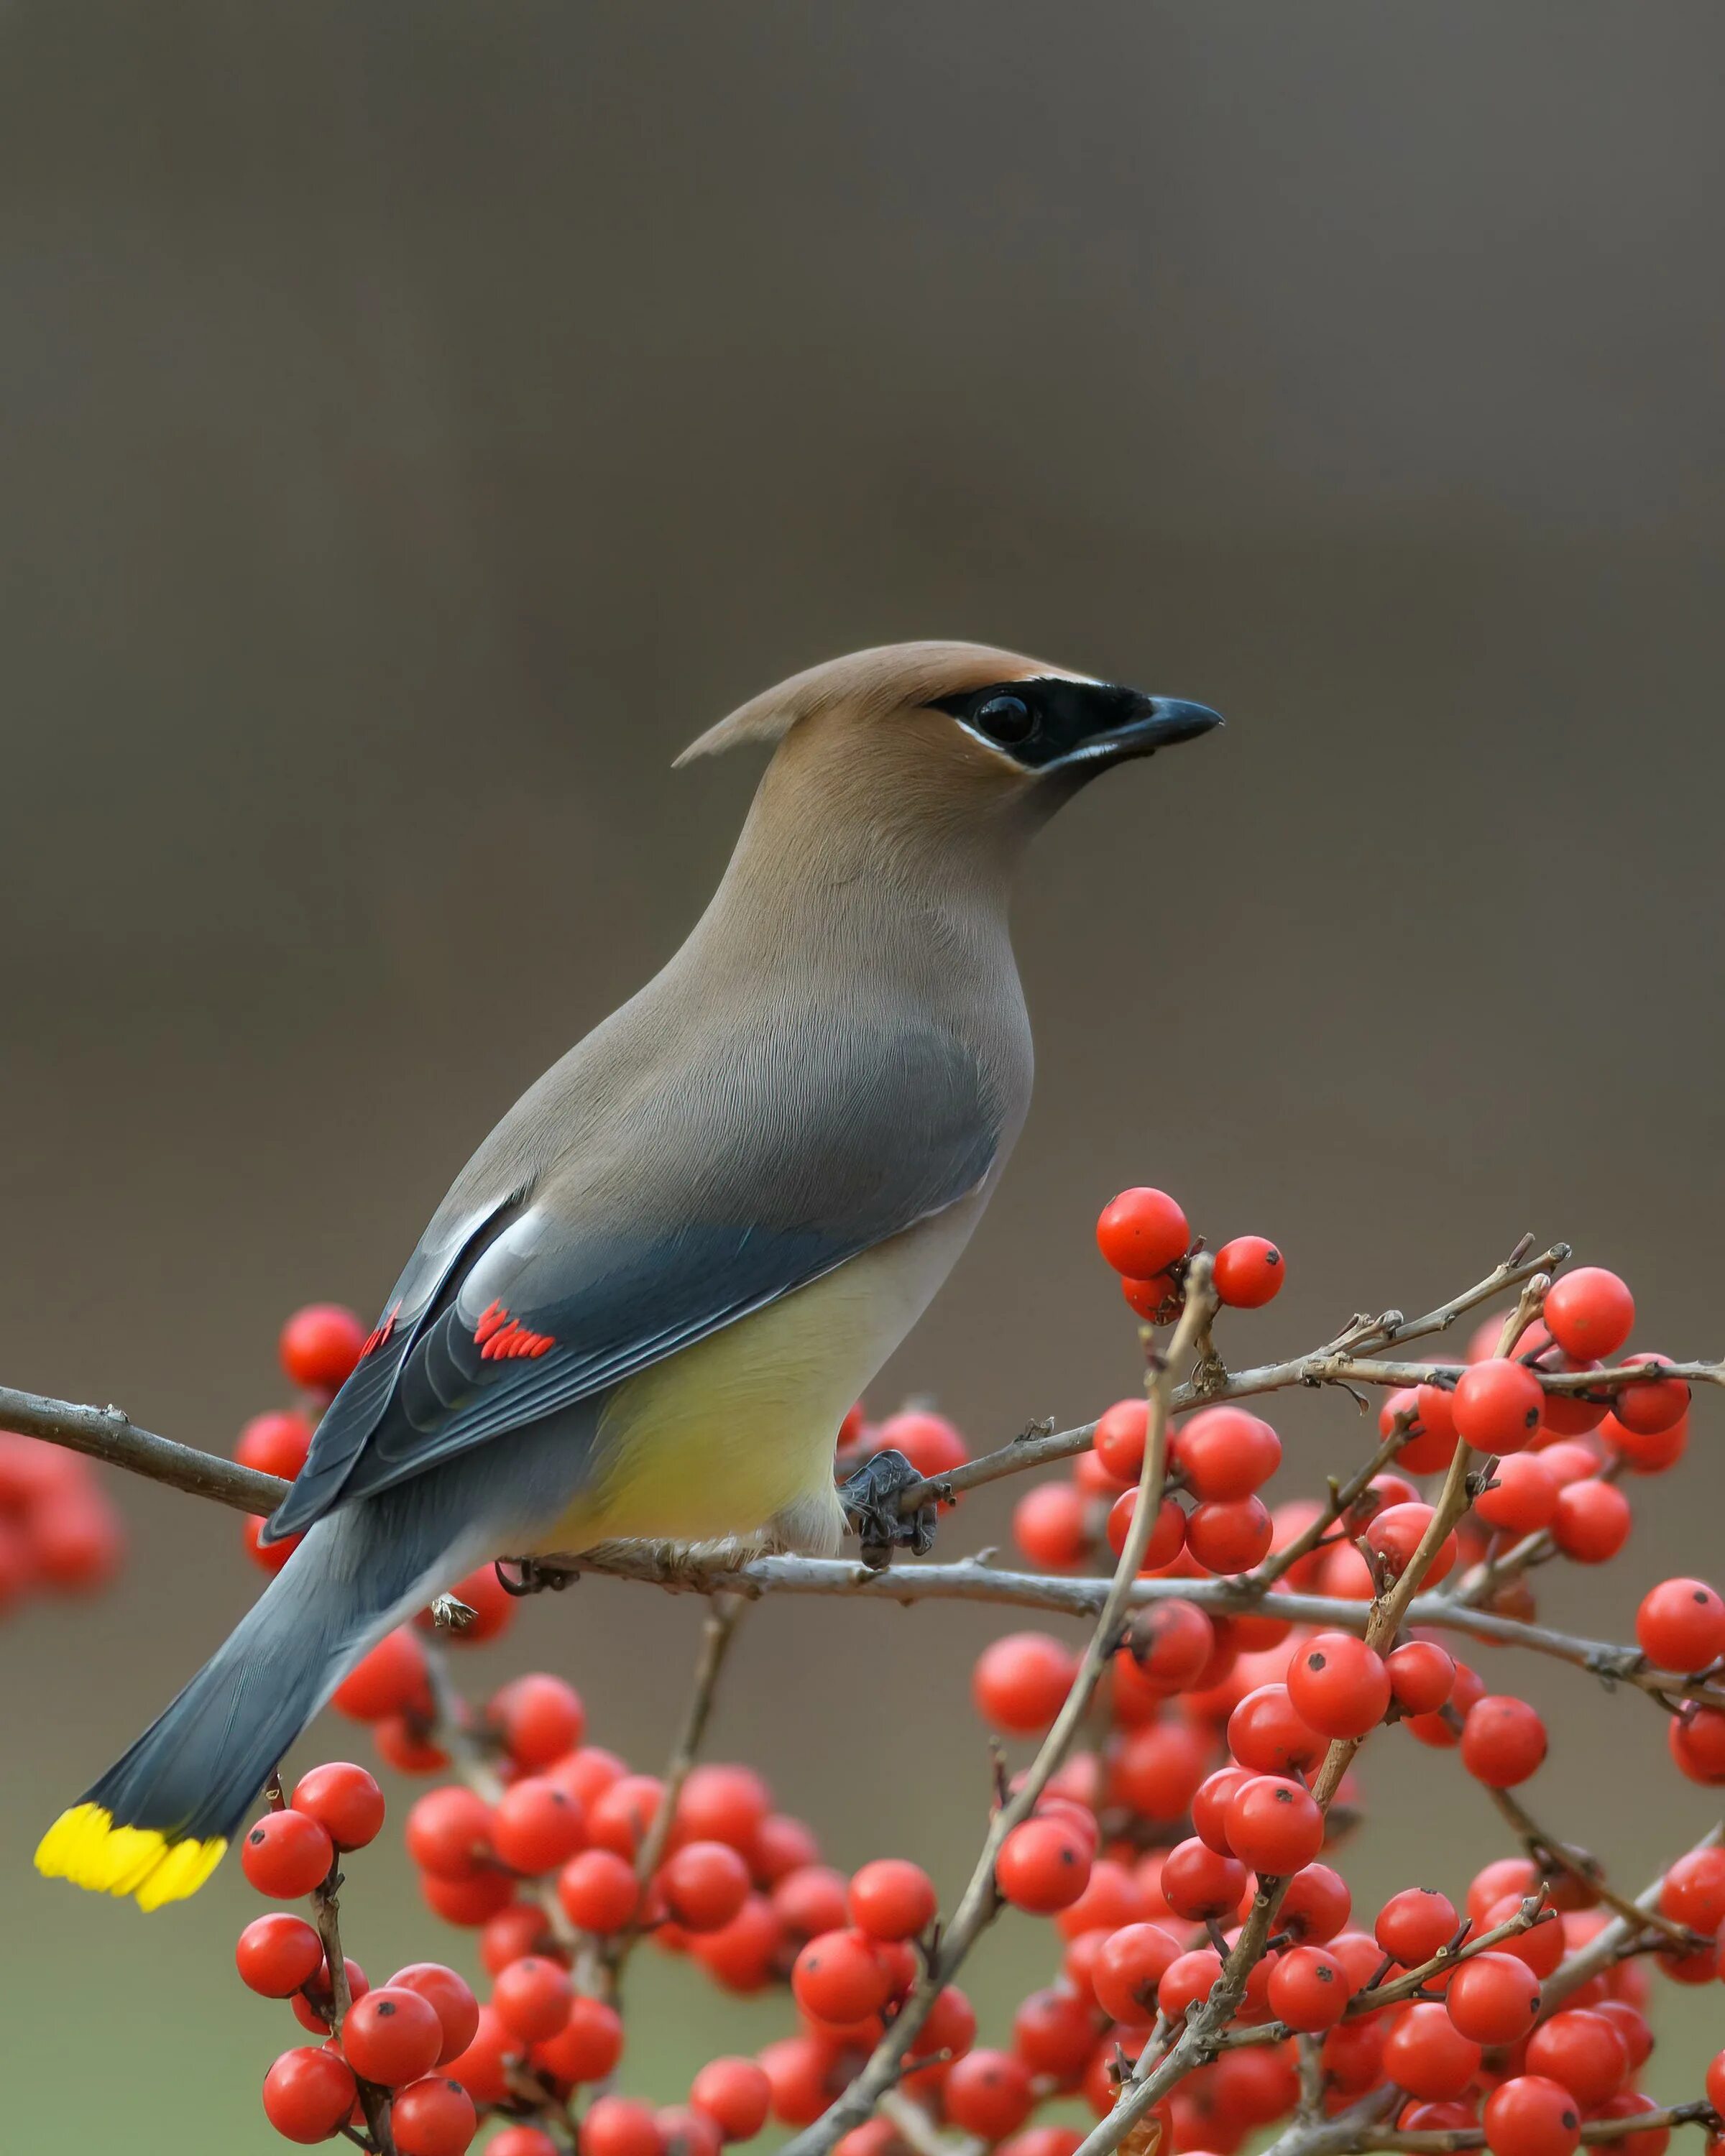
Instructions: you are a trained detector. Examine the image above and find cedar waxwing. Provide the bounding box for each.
[37,641,1220,1908]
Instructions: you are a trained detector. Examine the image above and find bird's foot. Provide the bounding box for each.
[494,1557,580,1598]
[839,1447,938,1571]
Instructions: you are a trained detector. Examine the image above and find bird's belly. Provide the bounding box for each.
[535,1196,985,1554]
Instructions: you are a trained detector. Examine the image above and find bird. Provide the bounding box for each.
[36,640,1220,1909]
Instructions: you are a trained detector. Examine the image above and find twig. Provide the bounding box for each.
[310,1865,397,2156]
[1484,1783,1701,1948]
[1363,2102,1714,2152]
[1218,1892,1552,2051]
[891,1238,1570,1512]
[778,1261,1220,2156]
[1541,1823,1725,2012]
[601,1595,747,1994]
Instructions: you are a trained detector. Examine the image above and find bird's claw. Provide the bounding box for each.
[839,1447,938,1570]
[494,1557,579,1598]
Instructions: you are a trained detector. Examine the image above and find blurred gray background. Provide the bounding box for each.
[4,4,1725,2147]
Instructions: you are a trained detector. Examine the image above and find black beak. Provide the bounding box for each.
[1080,694,1225,766]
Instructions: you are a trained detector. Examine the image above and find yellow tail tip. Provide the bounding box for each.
[34,1804,226,1909]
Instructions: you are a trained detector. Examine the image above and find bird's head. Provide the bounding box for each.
[678,642,1221,847]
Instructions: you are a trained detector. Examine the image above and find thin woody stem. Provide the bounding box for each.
[601,1595,747,1994]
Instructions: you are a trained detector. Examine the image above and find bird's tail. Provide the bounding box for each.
[34,1498,467,1912]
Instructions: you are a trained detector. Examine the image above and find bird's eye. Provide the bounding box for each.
[972,694,1035,745]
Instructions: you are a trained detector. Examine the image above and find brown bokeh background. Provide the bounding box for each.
[5,4,1725,2146]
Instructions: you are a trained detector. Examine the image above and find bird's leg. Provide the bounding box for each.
[493,1557,580,1598]
[838,1447,939,1571]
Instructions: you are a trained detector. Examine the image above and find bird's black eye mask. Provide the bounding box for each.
[929,678,1222,772]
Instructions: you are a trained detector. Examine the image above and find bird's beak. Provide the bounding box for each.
[1075,695,1225,768]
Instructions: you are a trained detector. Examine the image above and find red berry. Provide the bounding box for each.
[1123,1600,1215,1693]
[588,1774,664,1858]
[1637,1578,1725,1670]
[487,1672,587,1767]
[292,1761,385,1853]
[973,1634,1079,1734]
[1382,1385,1461,1474]
[691,1894,780,1992]
[1453,1359,1545,1454]
[689,2058,770,2142]
[1461,1696,1547,1787]
[291,1955,367,2035]
[1228,1684,1327,1775]
[1186,1495,1273,1573]
[1467,1857,1539,1923]
[1445,1951,1543,2043]
[1376,1888,1458,1967]
[1092,1922,1181,2023]
[333,1628,432,1722]
[388,1965,479,2066]
[847,1858,937,1941]
[1225,1776,1324,1876]
[1012,1987,1098,2081]
[532,1996,623,2086]
[392,2075,478,2156]
[343,1984,446,2086]
[1213,1236,1284,1309]
[1670,1708,1725,1784]
[492,1955,574,2045]
[1381,2003,1481,2101]
[492,1776,588,1875]
[1589,2094,1670,2156]
[1362,1502,1457,1587]
[1279,1863,1352,1944]
[1658,1846,1725,1930]
[1176,1407,1282,1500]
[875,1409,967,1479]
[945,2050,1035,2139]
[1611,1356,1688,1436]
[443,2004,514,2106]
[1481,2075,1581,2156]
[1096,1188,1190,1279]
[1603,1408,1688,1473]
[1014,1482,1093,1568]
[750,1812,820,1884]
[661,1841,752,1932]
[1095,1400,1149,1485]
[236,1912,325,1997]
[262,2047,359,2144]
[584,2097,664,2156]
[1405,1659,1486,1749]
[236,1409,315,1479]
[1287,1633,1391,1739]
[1107,1719,1211,1822]
[996,1818,1092,1912]
[1267,1945,1351,2032]
[1543,1269,1634,1359]
[1192,1766,1254,1853]
[405,1786,494,1879]
[1386,1641,1456,1715]
[791,1930,893,2023]
[242,1807,334,1899]
[280,1303,367,1393]
[773,1864,850,1940]
[1525,2009,1629,2105]
[1157,1947,1224,2024]
[1104,1488,1187,1570]
[1550,1478,1631,1562]
[1475,1454,1560,1535]
[1161,1837,1249,1921]
[492,2134,561,2156]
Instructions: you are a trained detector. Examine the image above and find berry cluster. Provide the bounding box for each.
[0,1428,124,1611]
[36,1191,1725,2156]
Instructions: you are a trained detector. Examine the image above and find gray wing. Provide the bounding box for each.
[267,1016,998,1539]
